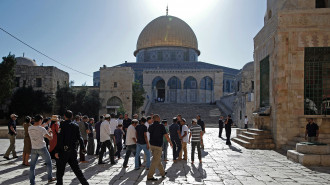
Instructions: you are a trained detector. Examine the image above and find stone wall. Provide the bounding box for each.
[99,67,134,116]
[254,2,330,149]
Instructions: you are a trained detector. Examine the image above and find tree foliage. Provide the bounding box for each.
[132,80,145,114]
[9,87,53,117]
[0,53,16,103]
[55,85,101,118]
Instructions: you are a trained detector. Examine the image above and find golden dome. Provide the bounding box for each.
[134,15,200,56]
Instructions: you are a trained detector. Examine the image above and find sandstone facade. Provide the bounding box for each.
[254,0,330,149]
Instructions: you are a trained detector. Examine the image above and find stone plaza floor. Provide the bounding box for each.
[0,128,330,185]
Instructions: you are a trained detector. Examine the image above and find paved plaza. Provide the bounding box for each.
[0,128,330,185]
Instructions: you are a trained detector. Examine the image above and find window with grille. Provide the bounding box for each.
[304,47,330,115]
[260,56,270,107]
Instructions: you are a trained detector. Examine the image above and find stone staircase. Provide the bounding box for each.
[147,103,220,127]
[232,128,275,149]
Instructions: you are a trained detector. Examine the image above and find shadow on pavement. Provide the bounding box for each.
[229,145,242,153]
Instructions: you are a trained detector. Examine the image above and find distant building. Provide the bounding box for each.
[94,14,239,116]
[14,57,69,96]
[233,62,254,128]
[0,57,69,122]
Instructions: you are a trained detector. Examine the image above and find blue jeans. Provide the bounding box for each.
[162,141,168,160]
[135,143,150,169]
[30,147,53,185]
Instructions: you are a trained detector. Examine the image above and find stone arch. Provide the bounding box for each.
[184,76,197,89]
[200,76,213,90]
[167,76,181,102]
[106,96,122,114]
[167,76,181,89]
[184,76,198,102]
[152,76,165,102]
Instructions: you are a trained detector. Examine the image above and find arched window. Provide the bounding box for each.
[167,76,181,89]
[184,76,197,89]
[200,76,213,90]
[107,96,122,106]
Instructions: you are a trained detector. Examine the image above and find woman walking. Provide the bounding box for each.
[22,116,32,166]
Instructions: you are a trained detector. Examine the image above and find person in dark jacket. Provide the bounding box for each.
[94,115,104,155]
[225,115,233,146]
[55,110,89,185]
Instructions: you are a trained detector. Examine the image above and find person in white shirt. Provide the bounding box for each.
[117,114,123,125]
[244,116,248,129]
[179,118,189,161]
[28,114,56,185]
[109,113,118,153]
[98,114,116,165]
[123,119,141,168]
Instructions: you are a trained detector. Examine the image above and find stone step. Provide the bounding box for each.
[232,137,275,149]
[242,131,272,139]
[247,128,271,135]
[237,134,273,144]
[232,137,250,148]
[287,149,330,166]
[236,129,247,136]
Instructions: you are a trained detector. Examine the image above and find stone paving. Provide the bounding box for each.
[0,128,330,185]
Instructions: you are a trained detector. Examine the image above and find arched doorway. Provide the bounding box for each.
[106,96,122,114]
[200,76,213,103]
[152,76,165,102]
[167,76,181,102]
[184,76,198,102]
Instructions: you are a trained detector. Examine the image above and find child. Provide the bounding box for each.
[162,119,169,161]
[189,119,203,164]
[114,124,124,159]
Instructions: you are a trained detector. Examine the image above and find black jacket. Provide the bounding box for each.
[55,120,84,153]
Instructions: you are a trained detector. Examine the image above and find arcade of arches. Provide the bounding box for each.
[143,70,223,104]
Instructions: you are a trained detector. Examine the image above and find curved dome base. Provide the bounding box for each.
[136,46,198,63]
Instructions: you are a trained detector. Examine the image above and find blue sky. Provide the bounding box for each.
[0,0,266,86]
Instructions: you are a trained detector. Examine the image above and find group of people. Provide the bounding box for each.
[3,111,207,184]
[3,110,320,184]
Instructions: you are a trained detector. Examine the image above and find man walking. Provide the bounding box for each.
[78,115,90,163]
[169,117,181,162]
[122,114,131,149]
[225,115,233,145]
[147,114,172,181]
[123,119,140,168]
[95,115,104,155]
[179,118,188,161]
[244,116,248,129]
[109,113,118,153]
[189,119,203,164]
[4,114,18,160]
[219,116,224,138]
[28,114,56,185]
[135,118,150,170]
[98,114,116,165]
[196,115,205,149]
[55,110,89,185]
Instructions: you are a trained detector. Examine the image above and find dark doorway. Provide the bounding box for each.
[156,79,165,102]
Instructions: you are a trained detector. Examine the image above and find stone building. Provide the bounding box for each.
[233,61,254,128]
[95,14,239,115]
[0,56,69,122]
[253,0,330,149]
[14,57,69,96]
[98,66,134,116]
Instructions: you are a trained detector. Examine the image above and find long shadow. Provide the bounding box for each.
[229,145,242,153]
[190,163,206,182]
[166,160,191,182]
[0,160,57,184]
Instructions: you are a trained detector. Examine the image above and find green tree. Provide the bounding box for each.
[0,53,16,103]
[132,80,145,114]
[9,87,53,117]
[55,86,101,118]
[55,85,75,116]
